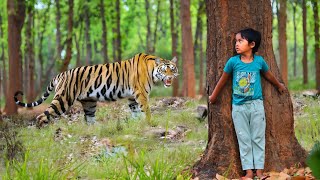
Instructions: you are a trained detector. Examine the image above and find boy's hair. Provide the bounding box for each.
[236,28,261,54]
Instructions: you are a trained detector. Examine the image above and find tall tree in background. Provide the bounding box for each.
[194,0,205,95]
[150,0,161,54]
[100,0,108,63]
[84,0,92,65]
[170,0,179,97]
[5,0,25,114]
[25,1,35,102]
[193,0,306,178]
[302,0,308,84]
[0,13,7,101]
[55,0,62,60]
[180,0,195,98]
[313,0,319,93]
[291,0,298,77]
[60,0,74,72]
[278,0,288,85]
[112,0,121,62]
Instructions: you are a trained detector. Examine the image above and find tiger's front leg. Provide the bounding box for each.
[134,94,152,125]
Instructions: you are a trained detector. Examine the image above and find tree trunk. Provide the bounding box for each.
[55,0,62,60]
[150,0,161,54]
[180,0,196,98]
[100,0,108,63]
[194,0,205,95]
[111,0,121,62]
[60,0,74,72]
[25,3,35,102]
[313,1,320,93]
[292,1,297,78]
[170,0,179,97]
[0,13,7,103]
[193,1,306,179]
[37,1,51,89]
[84,0,92,65]
[278,0,288,85]
[5,0,25,115]
[302,0,308,84]
[145,0,152,54]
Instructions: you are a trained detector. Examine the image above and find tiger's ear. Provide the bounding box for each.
[155,58,161,65]
[171,57,177,64]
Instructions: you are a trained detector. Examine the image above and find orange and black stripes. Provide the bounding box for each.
[14,53,178,127]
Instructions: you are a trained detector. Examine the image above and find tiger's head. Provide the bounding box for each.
[154,57,179,87]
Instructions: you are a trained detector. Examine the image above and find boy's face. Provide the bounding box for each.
[235,33,255,54]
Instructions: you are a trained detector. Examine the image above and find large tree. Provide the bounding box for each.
[313,0,320,93]
[193,1,306,178]
[5,0,25,115]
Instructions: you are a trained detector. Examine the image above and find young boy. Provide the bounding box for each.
[209,28,286,179]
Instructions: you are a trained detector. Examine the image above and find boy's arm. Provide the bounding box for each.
[262,70,287,94]
[209,72,230,104]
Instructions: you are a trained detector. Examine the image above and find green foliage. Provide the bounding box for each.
[306,141,320,179]
[288,78,316,91]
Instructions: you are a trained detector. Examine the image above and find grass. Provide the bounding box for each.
[0,93,207,179]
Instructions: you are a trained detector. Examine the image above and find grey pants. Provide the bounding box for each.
[232,99,266,170]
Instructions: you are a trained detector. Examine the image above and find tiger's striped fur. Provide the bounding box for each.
[14,53,178,127]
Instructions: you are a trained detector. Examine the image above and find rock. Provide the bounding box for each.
[197,105,208,121]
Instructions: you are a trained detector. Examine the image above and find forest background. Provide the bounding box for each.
[0,0,319,112]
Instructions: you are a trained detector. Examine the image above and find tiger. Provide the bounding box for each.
[14,53,178,127]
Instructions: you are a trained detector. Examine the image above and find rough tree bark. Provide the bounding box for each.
[302,0,308,84]
[60,0,74,72]
[5,0,25,115]
[112,0,121,62]
[193,1,306,179]
[180,0,196,98]
[278,0,288,85]
[313,0,320,93]
[170,0,179,97]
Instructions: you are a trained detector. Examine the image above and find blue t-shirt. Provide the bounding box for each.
[224,55,269,105]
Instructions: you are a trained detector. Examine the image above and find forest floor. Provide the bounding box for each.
[0,91,319,179]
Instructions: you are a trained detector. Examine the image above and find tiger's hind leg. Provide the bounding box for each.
[128,97,142,118]
[80,99,97,125]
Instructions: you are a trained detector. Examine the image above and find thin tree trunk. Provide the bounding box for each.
[84,0,92,65]
[193,1,306,178]
[180,0,196,98]
[115,0,121,61]
[60,0,74,72]
[100,0,108,63]
[25,3,35,102]
[278,0,288,85]
[0,13,7,103]
[292,1,297,78]
[145,0,152,54]
[313,1,320,93]
[170,0,179,97]
[194,0,205,95]
[37,2,51,89]
[55,0,62,60]
[302,0,308,84]
[150,0,161,54]
[5,0,25,115]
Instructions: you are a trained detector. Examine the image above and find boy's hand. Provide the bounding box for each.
[278,83,287,94]
[209,95,217,104]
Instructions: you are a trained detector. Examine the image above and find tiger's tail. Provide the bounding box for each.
[14,79,55,107]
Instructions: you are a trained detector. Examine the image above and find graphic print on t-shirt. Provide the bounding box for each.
[234,71,256,96]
